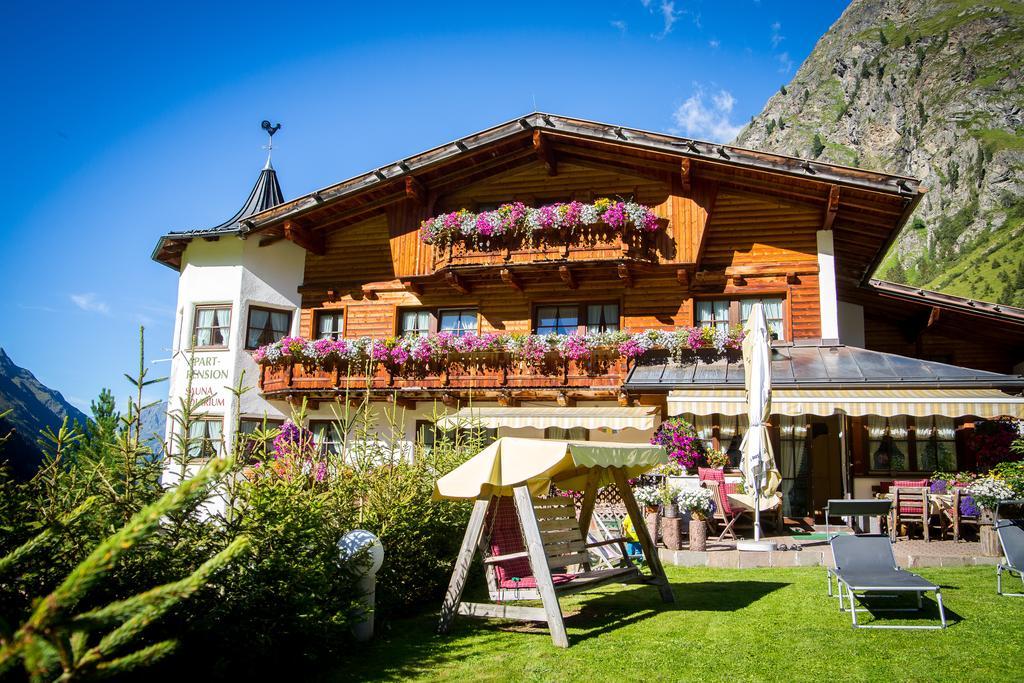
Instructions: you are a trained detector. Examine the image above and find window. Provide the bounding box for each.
[310,420,343,457]
[416,420,496,452]
[245,306,292,350]
[439,308,478,336]
[694,297,786,340]
[238,418,284,460]
[544,427,589,441]
[740,298,784,341]
[915,416,957,471]
[187,418,224,460]
[867,416,909,472]
[586,304,619,333]
[400,310,432,338]
[192,305,231,349]
[535,305,578,335]
[316,310,345,340]
[695,300,731,334]
[777,415,811,517]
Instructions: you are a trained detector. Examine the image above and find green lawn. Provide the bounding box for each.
[333,566,1024,682]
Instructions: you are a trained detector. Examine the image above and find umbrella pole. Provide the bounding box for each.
[754,471,761,542]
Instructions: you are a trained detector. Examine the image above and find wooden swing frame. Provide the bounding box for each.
[438,468,674,647]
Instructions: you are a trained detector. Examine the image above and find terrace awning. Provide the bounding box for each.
[435,406,659,431]
[667,387,1024,418]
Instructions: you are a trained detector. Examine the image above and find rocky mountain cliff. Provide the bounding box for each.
[0,348,89,477]
[734,0,1024,306]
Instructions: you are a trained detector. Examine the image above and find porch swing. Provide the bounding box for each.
[434,437,675,648]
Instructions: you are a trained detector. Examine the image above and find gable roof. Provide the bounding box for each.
[152,112,925,278]
[151,162,284,269]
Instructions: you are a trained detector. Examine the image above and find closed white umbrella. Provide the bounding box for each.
[738,302,782,547]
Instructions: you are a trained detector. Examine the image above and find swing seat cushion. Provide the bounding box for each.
[499,573,577,589]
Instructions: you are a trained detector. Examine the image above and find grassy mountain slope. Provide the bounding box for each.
[734,0,1024,306]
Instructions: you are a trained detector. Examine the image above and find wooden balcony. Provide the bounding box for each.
[258,351,629,399]
[430,224,657,272]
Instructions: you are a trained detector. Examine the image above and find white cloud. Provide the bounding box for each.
[777,51,794,74]
[70,292,110,315]
[770,21,785,48]
[670,86,744,143]
[709,38,720,49]
[657,0,679,38]
[610,19,628,33]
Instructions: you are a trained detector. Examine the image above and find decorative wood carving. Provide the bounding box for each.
[501,268,524,291]
[617,263,633,288]
[558,265,578,289]
[823,185,840,231]
[445,271,471,294]
[680,157,692,195]
[533,130,557,176]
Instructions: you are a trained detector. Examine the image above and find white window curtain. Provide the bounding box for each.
[544,426,589,441]
[586,304,619,333]
[195,307,230,347]
[695,301,730,333]
[311,421,342,456]
[918,416,957,471]
[719,414,748,467]
[401,310,430,337]
[741,298,784,340]
[867,415,908,471]
[439,309,477,336]
[777,415,809,516]
[247,309,290,348]
[187,419,223,460]
[317,312,344,339]
[684,413,715,452]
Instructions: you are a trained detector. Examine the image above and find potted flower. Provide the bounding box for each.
[704,447,730,470]
[634,484,661,514]
[650,418,704,474]
[678,487,715,552]
[659,483,681,518]
[634,484,662,544]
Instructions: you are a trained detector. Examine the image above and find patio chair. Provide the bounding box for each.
[890,484,930,542]
[996,500,1024,597]
[829,534,947,629]
[943,487,979,542]
[703,480,752,542]
[587,514,631,570]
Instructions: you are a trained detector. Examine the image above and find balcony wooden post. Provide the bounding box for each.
[286,364,294,388]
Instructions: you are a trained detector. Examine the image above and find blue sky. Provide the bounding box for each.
[0,0,849,413]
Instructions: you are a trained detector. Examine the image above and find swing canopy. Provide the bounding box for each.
[432,436,668,500]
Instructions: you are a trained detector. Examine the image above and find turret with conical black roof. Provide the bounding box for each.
[151,152,285,270]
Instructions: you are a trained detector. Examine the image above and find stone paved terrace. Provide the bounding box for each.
[657,531,1000,569]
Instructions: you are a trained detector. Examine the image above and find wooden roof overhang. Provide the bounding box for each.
[240,113,924,285]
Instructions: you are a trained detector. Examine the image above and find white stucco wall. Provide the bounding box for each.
[837,301,866,348]
[164,235,305,459]
[816,230,839,342]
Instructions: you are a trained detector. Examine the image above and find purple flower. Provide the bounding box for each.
[930,479,948,494]
[960,494,980,517]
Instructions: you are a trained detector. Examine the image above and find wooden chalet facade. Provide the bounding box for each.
[154,113,1024,520]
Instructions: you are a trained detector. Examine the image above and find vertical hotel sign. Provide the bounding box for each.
[187,354,231,409]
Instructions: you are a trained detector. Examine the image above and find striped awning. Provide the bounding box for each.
[435,406,660,430]
[667,388,1024,418]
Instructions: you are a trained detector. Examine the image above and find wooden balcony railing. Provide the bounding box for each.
[258,351,629,396]
[431,224,656,270]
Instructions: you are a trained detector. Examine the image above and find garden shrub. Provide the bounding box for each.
[0,333,481,677]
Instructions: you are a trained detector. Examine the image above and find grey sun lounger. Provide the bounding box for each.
[829,534,947,629]
[824,499,892,600]
[996,500,1024,597]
